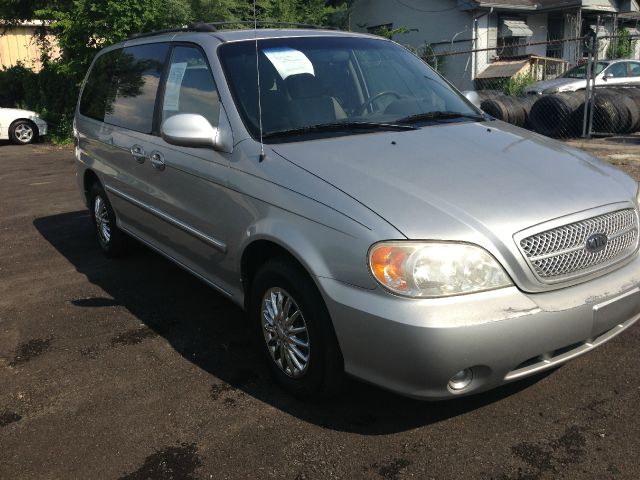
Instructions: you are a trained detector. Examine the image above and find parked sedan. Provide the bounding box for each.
[0,107,47,144]
[525,59,640,94]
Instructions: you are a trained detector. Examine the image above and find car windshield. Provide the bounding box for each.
[562,62,608,79]
[218,36,479,141]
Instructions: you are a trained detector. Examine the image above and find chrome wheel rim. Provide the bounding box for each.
[14,123,34,143]
[261,287,310,378]
[94,195,111,244]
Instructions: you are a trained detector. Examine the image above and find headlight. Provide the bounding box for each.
[636,184,640,209]
[368,242,512,298]
[542,87,560,94]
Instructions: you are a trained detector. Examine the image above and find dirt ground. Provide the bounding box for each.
[564,135,640,179]
[1,139,639,480]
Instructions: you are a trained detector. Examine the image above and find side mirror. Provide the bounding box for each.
[462,90,482,109]
[161,114,219,149]
[604,72,614,80]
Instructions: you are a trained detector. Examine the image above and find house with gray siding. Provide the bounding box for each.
[341,0,640,90]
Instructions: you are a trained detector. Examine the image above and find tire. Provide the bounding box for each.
[89,182,131,257]
[530,93,583,138]
[251,258,345,398]
[9,120,37,145]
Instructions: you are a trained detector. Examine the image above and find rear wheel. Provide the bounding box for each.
[251,258,345,398]
[89,182,130,257]
[9,120,37,145]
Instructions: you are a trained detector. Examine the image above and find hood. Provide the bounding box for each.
[525,77,584,93]
[271,121,636,245]
[0,107,37,117]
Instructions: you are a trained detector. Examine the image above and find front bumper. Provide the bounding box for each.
[35,120,47,136]
[318,253,640,400]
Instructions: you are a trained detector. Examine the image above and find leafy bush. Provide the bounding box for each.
[0,64,37,109]
[499,72,536,96]
[606,28,638,59]
[418,43,446,75]
[0,61,78,143]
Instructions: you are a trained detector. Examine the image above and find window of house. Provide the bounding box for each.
[546,15,564,59]
[497,18,532,57]
[497,37,527,57]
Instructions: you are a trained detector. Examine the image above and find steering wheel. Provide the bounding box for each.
[358,91,402,115]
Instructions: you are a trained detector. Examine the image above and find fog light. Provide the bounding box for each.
[448,369,473,391]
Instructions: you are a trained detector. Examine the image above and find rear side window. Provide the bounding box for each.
[80,49,120,121]
[161,46,220,126]
[104,42,170,134]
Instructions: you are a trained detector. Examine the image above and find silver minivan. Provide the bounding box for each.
[74,25,640,400]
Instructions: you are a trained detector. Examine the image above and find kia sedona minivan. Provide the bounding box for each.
[74,25,640,400]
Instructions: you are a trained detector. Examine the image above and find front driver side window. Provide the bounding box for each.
[606,62,627,78]
[162,46,220,127]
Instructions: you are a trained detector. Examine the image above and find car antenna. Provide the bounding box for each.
[254,0,266,162]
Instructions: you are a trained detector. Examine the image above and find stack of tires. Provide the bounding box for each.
[477,87,640,138]
[529,92,584,137]
[480,95,537,128]
[593,88,640,134]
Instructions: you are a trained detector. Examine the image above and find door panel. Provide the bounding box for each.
[129,44,235,294]
[89,42,171,234]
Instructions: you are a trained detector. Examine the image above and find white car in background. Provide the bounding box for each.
[0,107,47,144]
[525,59,640,95]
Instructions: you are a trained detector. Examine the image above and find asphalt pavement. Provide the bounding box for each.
[1,141,639,480]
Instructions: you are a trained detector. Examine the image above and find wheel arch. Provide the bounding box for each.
[82,169,101,206]
[240,237,324,311]
[9,118,38,142]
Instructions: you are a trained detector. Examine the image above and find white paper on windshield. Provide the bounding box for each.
[163,62,188,111]
[263,48,315,79]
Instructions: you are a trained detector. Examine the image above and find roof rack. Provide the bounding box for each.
[127,20,332,40]
[204,21,331,30]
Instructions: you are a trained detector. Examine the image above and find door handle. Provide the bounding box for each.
[150,152,165,171]
[131,144,146,164]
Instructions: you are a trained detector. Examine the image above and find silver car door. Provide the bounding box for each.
[628,61,640,86]
[137,44,235,295]
[98,42,172,237]
[601,62,631,87]
[76,48,124,206]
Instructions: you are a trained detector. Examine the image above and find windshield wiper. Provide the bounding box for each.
[397,111,486,125]
[262,121,417,139]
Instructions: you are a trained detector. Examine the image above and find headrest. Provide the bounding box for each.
[285,73,324,99]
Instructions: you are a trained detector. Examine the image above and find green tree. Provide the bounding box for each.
[191,0,345,27]
[607,28,637,59]
[39,0,192,75]
[0,0,347,141]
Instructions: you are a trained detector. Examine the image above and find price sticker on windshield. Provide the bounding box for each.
[263,47,315,79]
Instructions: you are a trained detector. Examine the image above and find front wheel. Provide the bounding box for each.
[251,258,345,398]
[9,120,37,145]
[89,182,131,257]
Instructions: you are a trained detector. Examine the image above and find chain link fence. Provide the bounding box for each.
[426,33,640,139]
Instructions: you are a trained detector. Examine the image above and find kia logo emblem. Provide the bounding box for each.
[585,233,608,253]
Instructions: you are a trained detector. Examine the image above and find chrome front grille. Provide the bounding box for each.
[519,209,638,280]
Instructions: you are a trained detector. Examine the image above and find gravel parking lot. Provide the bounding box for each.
[1,141,639,480]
